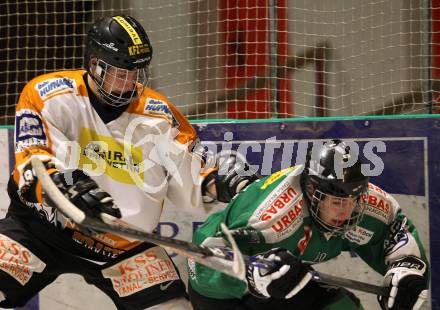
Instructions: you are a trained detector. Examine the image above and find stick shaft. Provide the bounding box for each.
[311,271,388,296]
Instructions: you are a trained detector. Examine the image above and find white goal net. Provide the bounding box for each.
[0,0,435,124]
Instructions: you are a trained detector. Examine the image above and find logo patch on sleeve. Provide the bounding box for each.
[144,98,180,127]
[15,109,48,152]
[35,77,77,100]
[101,246,179,297]
[250,181,304,243]
[0,234,46,285]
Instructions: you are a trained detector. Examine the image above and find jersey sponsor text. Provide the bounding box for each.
[345,226,374,245]
[0,234,46,285]
[35,77,76,100]
[102,246,179,297]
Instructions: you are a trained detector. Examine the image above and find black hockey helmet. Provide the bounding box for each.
[84,15,153,106]
[303,140,370,234]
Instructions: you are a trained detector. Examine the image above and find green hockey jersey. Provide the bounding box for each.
[188,166,428,299]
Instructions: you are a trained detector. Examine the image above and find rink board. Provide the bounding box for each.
[0,115,439,309]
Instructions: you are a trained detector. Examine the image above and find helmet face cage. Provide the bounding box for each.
[303,140,370,236]
[308,183,369,236]
[84,15,153,107]
[89,58,149,107]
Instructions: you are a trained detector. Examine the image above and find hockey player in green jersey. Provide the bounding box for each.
[188,140,429,310]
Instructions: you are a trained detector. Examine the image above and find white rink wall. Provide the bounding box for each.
[0,129,10,219]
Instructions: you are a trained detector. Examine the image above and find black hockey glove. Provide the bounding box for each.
[378,256,428,310]
[202,153,259,203]
[45,170,122,223]
[246,248,312,299]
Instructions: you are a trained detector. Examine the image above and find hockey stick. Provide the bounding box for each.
[31,157,388,296]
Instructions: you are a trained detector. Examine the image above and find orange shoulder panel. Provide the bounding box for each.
[14,70,86,172]
[127,88,197,145]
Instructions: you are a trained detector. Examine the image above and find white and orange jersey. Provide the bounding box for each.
[12,69,205,252]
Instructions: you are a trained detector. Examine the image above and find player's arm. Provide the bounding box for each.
[189,188,311,301]
[160,102,258,207]
[12,81,58,207]
[354,192,428,310]
[377,208,429,310]
[12,81,121,229]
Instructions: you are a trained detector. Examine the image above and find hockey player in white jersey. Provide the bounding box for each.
[0,15,257,309]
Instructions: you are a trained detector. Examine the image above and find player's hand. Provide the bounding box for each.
[246,248,312,299]
[202,153,259,203]
[46,170,121,221]
[378,256,428,310]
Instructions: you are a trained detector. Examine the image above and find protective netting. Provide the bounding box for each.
[0,0,436,125]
